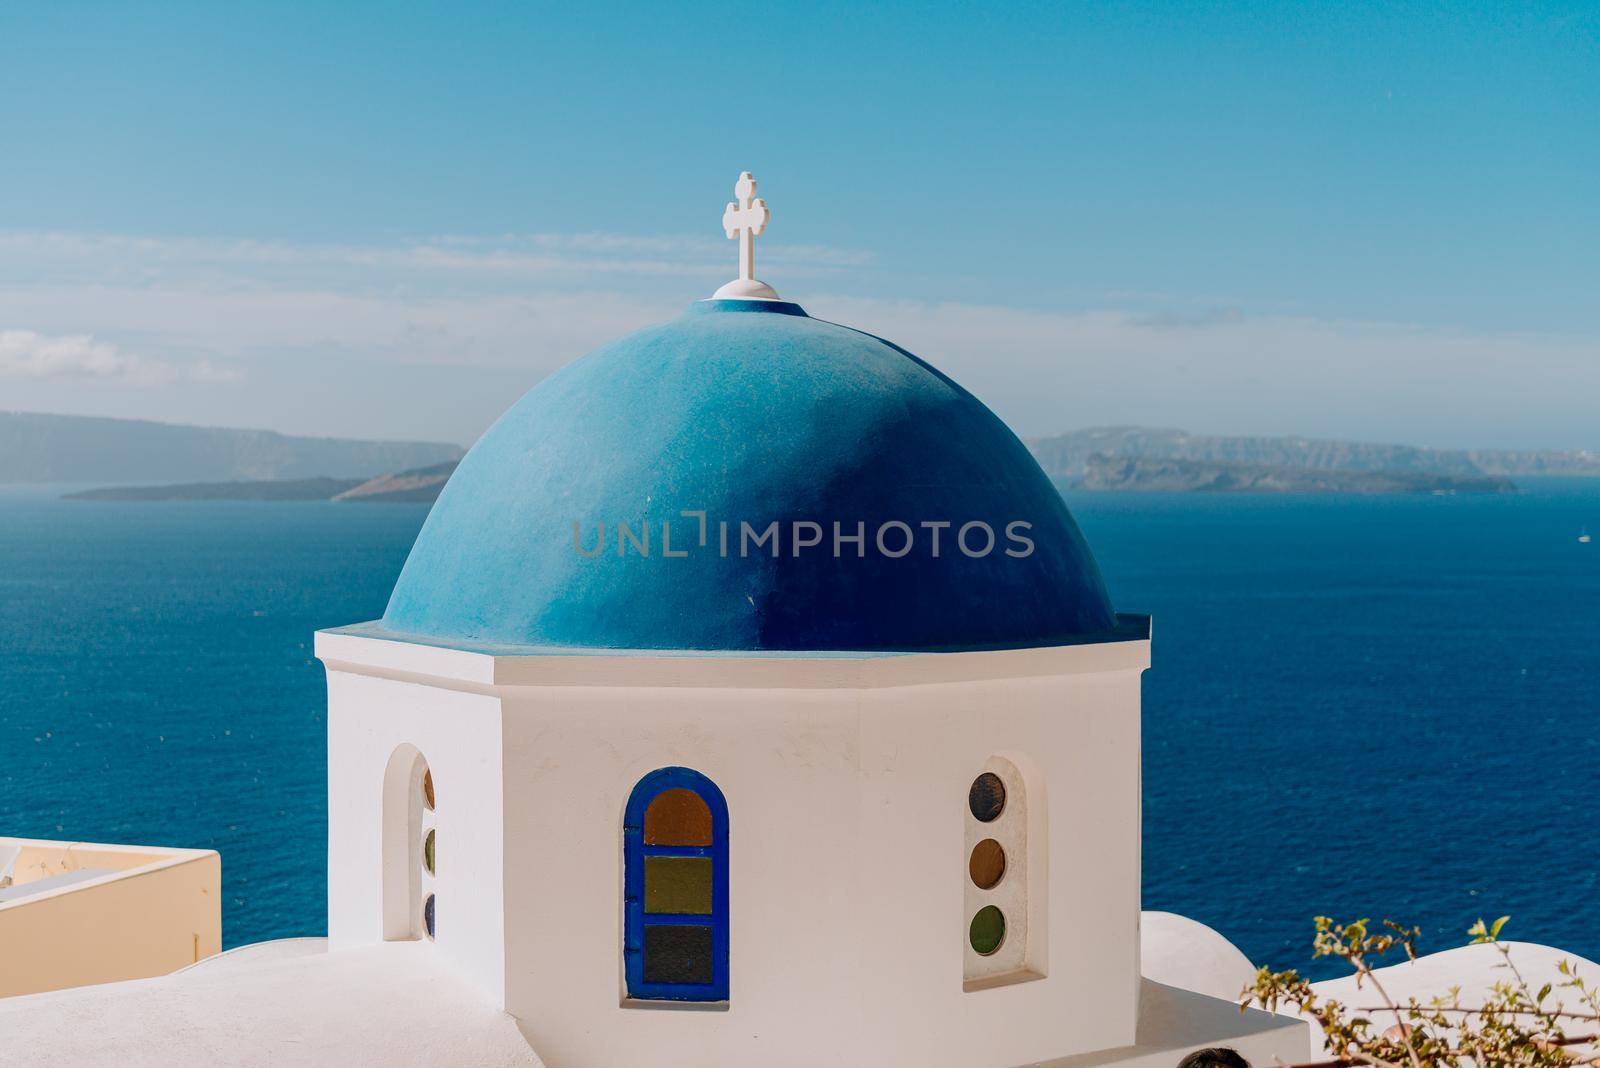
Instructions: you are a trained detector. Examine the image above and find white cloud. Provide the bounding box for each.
[0,329,148,381]
[0,329,239,385]
[0,230,1596,449]
[0,230,870,286]
[803,296,1600,446]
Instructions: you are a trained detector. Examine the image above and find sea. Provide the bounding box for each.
[1,481,1596,981]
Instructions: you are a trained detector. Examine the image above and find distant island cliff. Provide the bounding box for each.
[1026,426,1600,494]
[1078,455,1517,494]
[66,477,364,501]
[38,417,1600,501]
[333,461,457,502]
[1,411,463,484]
[1026,426,1600,483]
[66,462,459,503]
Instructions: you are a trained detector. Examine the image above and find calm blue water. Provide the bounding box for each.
[1,483,1596,978]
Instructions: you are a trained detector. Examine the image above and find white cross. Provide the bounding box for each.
[721,171,769,286]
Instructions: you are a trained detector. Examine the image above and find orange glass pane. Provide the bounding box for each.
[422,768,435,811]
[968,838,1005,889]
[643,788,712,846]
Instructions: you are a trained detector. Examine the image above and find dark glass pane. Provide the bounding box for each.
[644,856,713,914]
[424,829,436,875]
[643,924,713,985]
[968,838,1005,889]
[644,788,713,846]
[424,894,436,939]
[968,772,1005,822]
[970,905,1005,955]
[422,768,436,811]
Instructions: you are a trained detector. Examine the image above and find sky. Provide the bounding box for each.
[0,1,1596,450]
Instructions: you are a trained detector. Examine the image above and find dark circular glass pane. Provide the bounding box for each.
[969,905,1005,955]
[422,768,435,811]
[423,893,436,939]
[968,838,1006,889]
[424,829,436,875]
[968,772,1005,822]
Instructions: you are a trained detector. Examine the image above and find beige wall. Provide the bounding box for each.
[0,838,221,998]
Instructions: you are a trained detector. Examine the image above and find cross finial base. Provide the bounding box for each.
[711,277,782,301]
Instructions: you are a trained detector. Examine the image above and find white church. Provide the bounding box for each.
[0,175,1588,1066]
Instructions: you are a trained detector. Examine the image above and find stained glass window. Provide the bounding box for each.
[643,856,713,914]
[968,838,1005,889]
[624,768,729,1002]
[968,772,1005,822]
[644,788,712,846]
[964,758,1038,987]
[969,905,1004,955]
[642,925,714,985]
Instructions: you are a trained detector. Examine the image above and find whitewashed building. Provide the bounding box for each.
[0,174,1331,1066]
[310,171,1309,1066]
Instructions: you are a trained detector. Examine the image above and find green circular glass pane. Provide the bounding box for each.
[969,905,1005,955]
[968,772,1006,822]
[424,828,436,875]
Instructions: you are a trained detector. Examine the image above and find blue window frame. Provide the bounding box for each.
[623,767,730,1002]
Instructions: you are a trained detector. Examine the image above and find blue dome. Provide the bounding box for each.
[381,299,1116,653]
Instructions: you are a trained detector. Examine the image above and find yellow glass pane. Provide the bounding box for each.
[644,856,713,914]
[644,788,712,846]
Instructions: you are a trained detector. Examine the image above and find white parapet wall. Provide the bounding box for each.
[0,836,221,998]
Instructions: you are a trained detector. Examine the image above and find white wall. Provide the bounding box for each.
[856,666,1144,1066]
[324,668,506,1004]
[318,632,1149,1067]
[500,681,863,1067]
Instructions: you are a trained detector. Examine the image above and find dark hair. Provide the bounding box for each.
[1177,1048,1250,1068]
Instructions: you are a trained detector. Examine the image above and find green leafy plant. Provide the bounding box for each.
[1243,916,1600,1066]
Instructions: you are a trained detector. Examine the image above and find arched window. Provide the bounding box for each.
[382,744,437,941]
[623,767,729,1002]
[963,755,1044,987]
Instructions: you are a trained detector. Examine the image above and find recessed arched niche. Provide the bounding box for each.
[382,743,437,941]
[963,754,1045,988]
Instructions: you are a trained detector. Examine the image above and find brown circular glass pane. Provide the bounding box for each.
[968,838,1005,889]
[968,772,1005,822]
[424,829,436,875]
[969,905,1005,955]
[422,768,435,811]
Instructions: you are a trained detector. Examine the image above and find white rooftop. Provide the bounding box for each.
[0,940,541,1067]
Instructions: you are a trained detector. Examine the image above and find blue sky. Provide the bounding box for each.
[1,2,1596,448]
